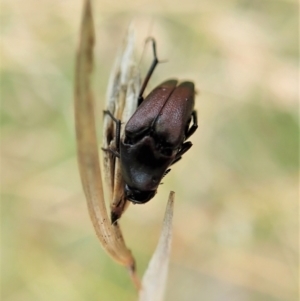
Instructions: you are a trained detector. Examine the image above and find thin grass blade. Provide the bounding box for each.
[138,192,175,301]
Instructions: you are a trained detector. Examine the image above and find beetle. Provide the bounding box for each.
[103,38,198,205]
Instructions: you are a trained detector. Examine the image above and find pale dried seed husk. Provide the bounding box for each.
[102,24,140,221]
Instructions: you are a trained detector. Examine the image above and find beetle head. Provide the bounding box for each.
[124,184,156,204]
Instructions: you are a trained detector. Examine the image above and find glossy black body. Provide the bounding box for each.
[104,39,198,205]
[120,79,197,203]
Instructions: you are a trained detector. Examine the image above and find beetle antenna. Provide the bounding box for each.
[137,38,160,104]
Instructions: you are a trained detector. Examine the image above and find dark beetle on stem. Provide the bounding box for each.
[103,38,198,205]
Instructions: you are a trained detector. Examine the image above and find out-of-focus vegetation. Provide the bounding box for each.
[1,0,298,301]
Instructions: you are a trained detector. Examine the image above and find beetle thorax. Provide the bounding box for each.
[120,135,175,192]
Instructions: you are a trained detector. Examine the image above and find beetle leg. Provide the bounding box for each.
[101,147,120,158]
[185,110,198,140]
[171,157,182,165]
[103,110,121,152]
[138,38,160,106]
[171,141,193,165]
[162,168,171,178]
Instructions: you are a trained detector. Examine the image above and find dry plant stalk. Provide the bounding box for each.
[74,0,175,296]
[74,0,138,286]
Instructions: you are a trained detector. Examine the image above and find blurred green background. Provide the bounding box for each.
[1,0,298,300]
